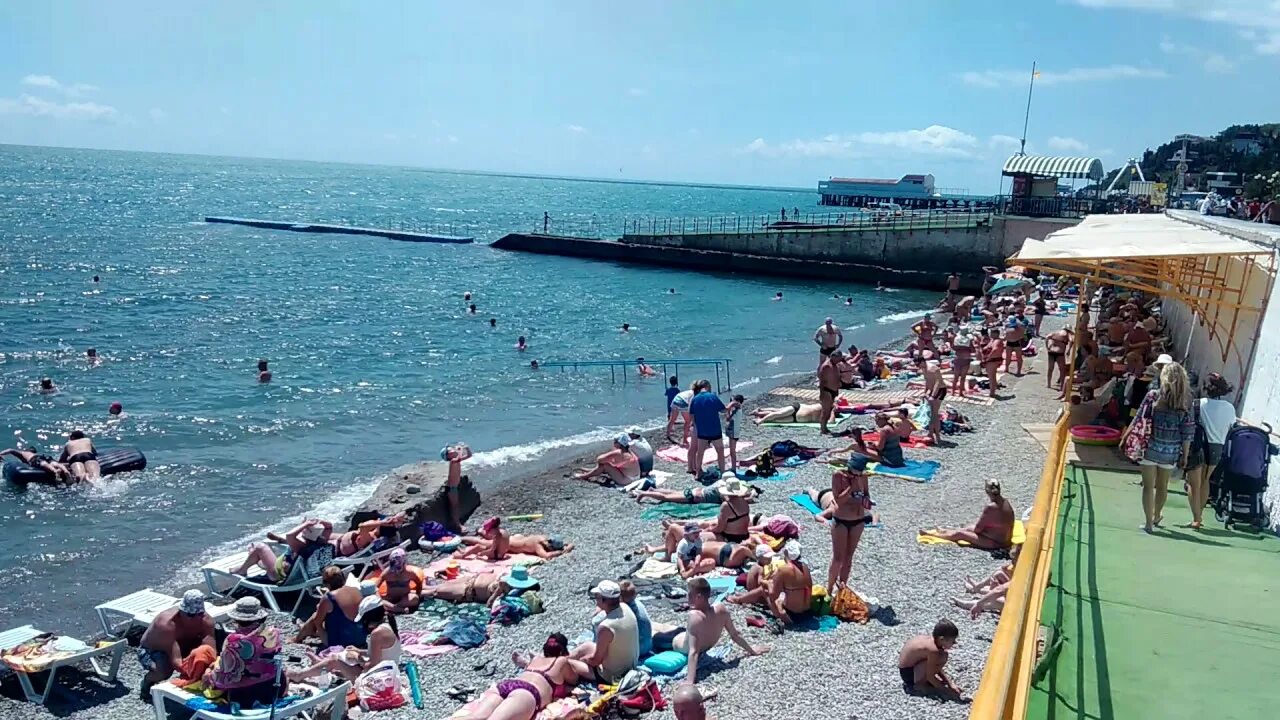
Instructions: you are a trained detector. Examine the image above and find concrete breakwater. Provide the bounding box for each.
[205,216,475,243]
[488,213,1070,289]
[493,215,1074,291]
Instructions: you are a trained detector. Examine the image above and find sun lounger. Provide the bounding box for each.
[150,680,348,720]
[331,539,411,580]
[94,588,235,638]
[200,542,332,614]
[0,625,126,704]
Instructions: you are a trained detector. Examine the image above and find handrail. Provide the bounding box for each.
[620,207,994,239]
[968,413,1071,720]
[537,358,734,393]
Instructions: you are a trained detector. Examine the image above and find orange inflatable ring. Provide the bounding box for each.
[1070,424,1122,446]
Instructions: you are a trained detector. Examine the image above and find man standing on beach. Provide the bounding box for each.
[670,577,768,683]
[818,351,842,435]
[688,381,726,475]
[814,317,843,371]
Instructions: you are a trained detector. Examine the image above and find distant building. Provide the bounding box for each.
[1203,171,1243,195]
[819,174,938,208]
[1230,132,1263,156]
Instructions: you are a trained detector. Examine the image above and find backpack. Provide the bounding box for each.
[771,440,801,458]
[1217,423,1277,494]
[754,451,776,478]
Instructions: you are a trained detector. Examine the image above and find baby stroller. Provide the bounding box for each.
[1211,422,1278,530]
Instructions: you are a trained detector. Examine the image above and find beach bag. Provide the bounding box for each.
[440,617,487,648]
[770,440,801,458]
[615,669,665,717]
[830,586,869,624]
[1121,392,1154,462]
[355,661,407,711]
[754,451,776,478]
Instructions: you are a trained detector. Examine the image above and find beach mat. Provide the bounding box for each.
[791,614,841,633]
[860,430,934,449]
[656,442,754,466]
[768,386,925,406]
[640,503,720,521]
[741,469,795,483]
[917,520,1026,547]
[423,553,543,578]
[868,459,941,483]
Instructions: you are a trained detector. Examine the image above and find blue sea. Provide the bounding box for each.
[0,144,937,632]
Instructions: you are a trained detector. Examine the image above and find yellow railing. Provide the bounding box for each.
[968,415,1071,720]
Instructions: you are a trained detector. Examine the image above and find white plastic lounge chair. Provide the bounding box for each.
[201,542,333,614]
[331,539,411,580]
[94,588,235,638]
[0,625,126,704]
[150,680,348,720]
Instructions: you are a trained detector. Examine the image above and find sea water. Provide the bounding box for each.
[0,144,937,631]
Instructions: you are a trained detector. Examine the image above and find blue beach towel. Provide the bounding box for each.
[640,503,720,521]
[742,470,795,483]
[792,614,841,633]
[706,575,738,604]
[788,493,883,528]
[868,458,941,483]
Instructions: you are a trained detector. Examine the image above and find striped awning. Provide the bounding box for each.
[1002,155,1104,180]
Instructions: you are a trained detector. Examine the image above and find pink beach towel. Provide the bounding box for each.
[423,553,543,578]
[656,442,754,467]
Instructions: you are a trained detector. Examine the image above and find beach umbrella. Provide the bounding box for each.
[987,277,1032,296]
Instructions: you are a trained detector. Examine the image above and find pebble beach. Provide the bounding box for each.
[1,319,1064,720]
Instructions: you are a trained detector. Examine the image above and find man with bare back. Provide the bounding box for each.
[669,577,768,683]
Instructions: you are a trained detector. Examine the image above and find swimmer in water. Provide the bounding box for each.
[93,275,100,283]
[876,282,886,292]
[668,288,677,294]
[516,336,527,351]
[257,359,272,383]
[530,360,539,370]
[845,297,853,306]
[489,318,497,328]
[39,378,56,394]
[464,291,472,301]
[108,401,124,417]
[637,357,658,378]
[773,292,783,301]
[621,323,631,333]
[469,304,477,314]
[86,347,98,364]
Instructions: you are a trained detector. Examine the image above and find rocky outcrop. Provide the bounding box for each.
[348,461,480,542]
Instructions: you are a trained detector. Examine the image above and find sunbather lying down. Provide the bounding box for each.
[454,517,573,561]
[752,402,825,424]
[421,572,538,607]
[452,633,589,720]
[646,522,759,578]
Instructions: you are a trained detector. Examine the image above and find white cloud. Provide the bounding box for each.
[988,134,1025,154]
[148,107,168,123]
[742,125,981,159]
[0,94,118,122]
[1159,35,1238,73]
[566,124,587,134]
[20,74,99,97]
[1048,136,1089,153]
[627,87,646,97]
[1073,1,1280,56]
[959,64,1167,88]
[447,135,459,144]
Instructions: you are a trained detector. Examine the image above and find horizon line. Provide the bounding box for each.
[0,141,816,195]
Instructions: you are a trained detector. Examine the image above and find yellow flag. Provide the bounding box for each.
[1032,70,1042,78]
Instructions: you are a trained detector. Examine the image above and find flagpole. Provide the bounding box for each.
[1019,61,1037,156]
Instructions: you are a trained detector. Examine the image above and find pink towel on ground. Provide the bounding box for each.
[656,442,754,466]
[423,553,543,578]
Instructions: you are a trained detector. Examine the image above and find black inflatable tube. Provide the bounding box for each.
[3,447,147,486]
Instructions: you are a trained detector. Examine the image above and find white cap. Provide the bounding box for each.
[1154,353,1174,366]
[301,523,325,541]
[591,580,621,599]
[355,594,383,621]
[781,540,802,561]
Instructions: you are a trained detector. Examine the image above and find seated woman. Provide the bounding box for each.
[1,446,72,484]
[768,541,814,625]
[573,434,640,485]
[210,597,286,707]
[751,402,825,425]
[728,544,780,605]
[654,523,757,578]
[294,566,368,645]
[288,595,401,685]
[451,633,589,720]
[455,517,573,561]
[826,414,905,467]
[368,548,425,615]
[234,519,334,583]
[920,479,1016,550]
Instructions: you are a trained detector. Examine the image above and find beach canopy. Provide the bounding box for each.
[1002,155,1104,180]
[1014,214,1268,265]
[987,277,1032,295]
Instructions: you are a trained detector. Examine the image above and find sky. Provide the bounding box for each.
[1,0,1277,192]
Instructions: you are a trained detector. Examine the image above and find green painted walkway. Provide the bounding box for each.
[1028,466,1280,720]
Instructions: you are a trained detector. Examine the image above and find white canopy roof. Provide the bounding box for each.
[1002,155,1104,180]
[1014,213,1269,263]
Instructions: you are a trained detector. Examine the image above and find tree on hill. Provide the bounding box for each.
[1125,124,1280,187]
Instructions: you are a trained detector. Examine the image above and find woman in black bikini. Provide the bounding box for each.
[827,459,873,594]
[711,481,755,542]
[458,634,589,720]
[58,430,101,483]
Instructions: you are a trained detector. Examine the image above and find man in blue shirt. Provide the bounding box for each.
[687,380,726,475]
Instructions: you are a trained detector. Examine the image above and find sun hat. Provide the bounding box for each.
[387,548,407,573]
[480,516,501,536]
[755,544,775,561]
[591,580,621,600]
[615,433,632,448]
[502,564,538,590]
[301,523,325,541]
[228,596,269,624]
[1154,353,1174,366]
[179,589,206,616]
[355,594,383,622]
[781,540,802,562]
[719,478,751,497]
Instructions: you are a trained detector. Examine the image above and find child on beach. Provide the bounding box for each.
[724,394,745,470]
[898,619,963,700]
